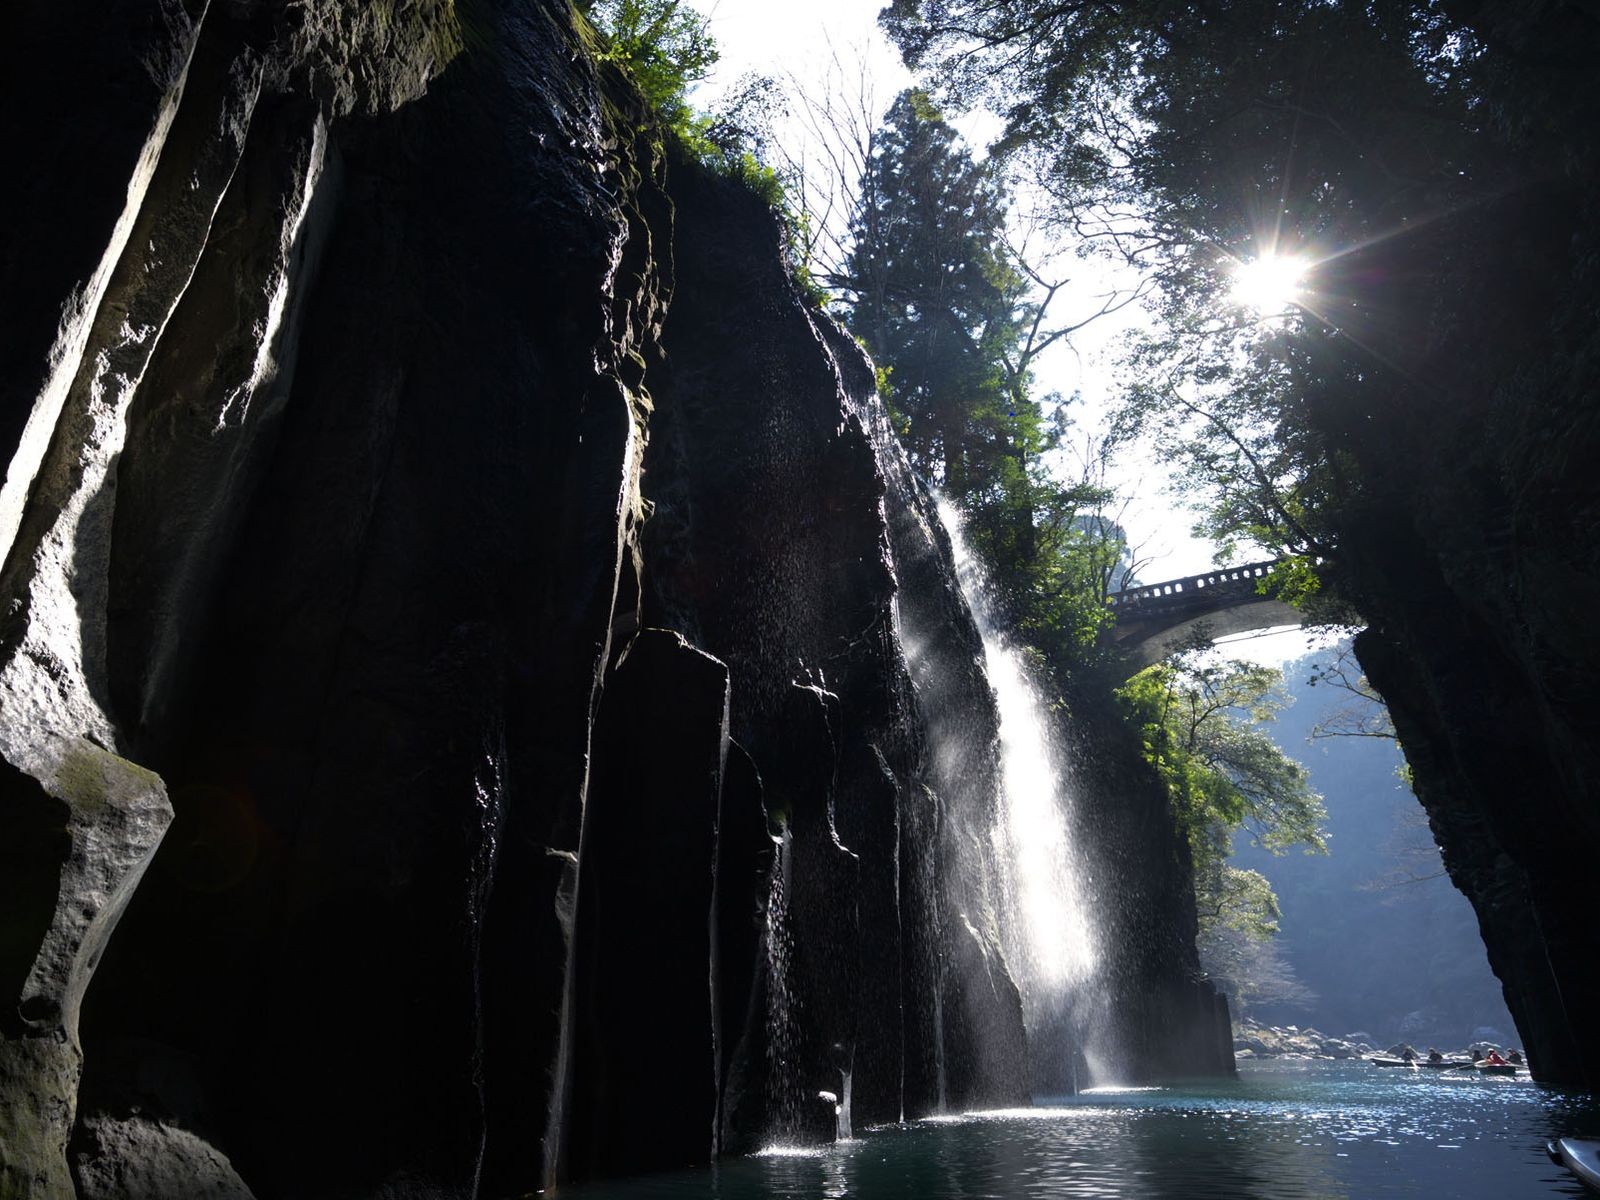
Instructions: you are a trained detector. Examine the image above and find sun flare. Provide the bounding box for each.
[1229,254,1308,313]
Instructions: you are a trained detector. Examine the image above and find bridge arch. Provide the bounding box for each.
[1106,560,1302,671]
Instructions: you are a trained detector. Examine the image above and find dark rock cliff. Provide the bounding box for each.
[1351,515,1600,1089]
[1060,697,1236,1087]
[0,2,1230,1195]
[1322,188,1600,1089]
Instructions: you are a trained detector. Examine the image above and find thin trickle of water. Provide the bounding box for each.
[889,601,947,1126]
[892,593,951,1118]
[764,830,803,1142]
[468,727,508,1198]
[836,1069,854,1142]
[934,498,1096,1021]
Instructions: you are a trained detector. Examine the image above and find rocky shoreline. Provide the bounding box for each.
[1234,1019,1526,1065]
[1233,1020,1378,1061]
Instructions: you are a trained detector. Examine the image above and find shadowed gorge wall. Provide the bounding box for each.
[0,2,1231,1195]
[1313,179,1600,1090]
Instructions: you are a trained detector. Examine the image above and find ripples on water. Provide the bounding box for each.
[563,1061,1600,1198]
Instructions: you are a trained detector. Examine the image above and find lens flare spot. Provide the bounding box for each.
[1230,254,1307,313]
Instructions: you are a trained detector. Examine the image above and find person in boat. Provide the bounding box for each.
[1400,1045,1418,1063]
[1427,1048,1444,1064]
[1484,1049,1509,1067]
[1508,1049,1525,1065]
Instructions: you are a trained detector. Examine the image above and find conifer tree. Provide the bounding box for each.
[843,91,1026,500]
[842,92,1122,654]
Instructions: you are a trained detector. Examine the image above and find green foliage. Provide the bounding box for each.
[583,0,717,128]
[884,0,1600,629]
[1117,655,1328,941]
[674,72,790,208]
[581,5,822,298]
[840,90,1122,667]
[1209,867,1283,941]
[1260,556,1321,610]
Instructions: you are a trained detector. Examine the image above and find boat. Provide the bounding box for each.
[1547,1138,1600,1193]
[1369,1057,1420,1068]
[1419,1059,1475,1070]
[1476,1062,1517,1076]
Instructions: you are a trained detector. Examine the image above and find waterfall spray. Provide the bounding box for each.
[763,829,803,1142]
[934,498,1097,1041]
[468,727,508,1196]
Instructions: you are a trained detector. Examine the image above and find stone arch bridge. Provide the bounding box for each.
[1106,560,1302,670]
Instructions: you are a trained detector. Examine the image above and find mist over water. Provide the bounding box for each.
[935,498,1097,1024]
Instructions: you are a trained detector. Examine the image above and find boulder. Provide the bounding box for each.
[71,1114,253,1200]
[0,739,172,1199]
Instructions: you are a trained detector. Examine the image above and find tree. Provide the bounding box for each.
[884,0,1600,608]
[843,91,1026,495]
[764,43,885,302]
[1303,640,1398,744]
[1202,921,1318,1013]
[1116,654,1328,963]
[840,91,1131,662]
[583,0,718,128]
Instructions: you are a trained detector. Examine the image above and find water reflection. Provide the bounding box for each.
[564,1062,1598,1199]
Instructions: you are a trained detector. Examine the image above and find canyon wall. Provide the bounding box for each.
[1323,169,1600,1090]
[1351,508,1600,1090]
[0,2,1229,1196]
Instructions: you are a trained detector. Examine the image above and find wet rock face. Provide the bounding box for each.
[568,629,731,1178]
[0,0,1229,1193]
[1058,698,1237,1085]
[638,158,961,1136]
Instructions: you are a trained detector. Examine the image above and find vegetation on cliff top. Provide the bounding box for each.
[838,89,1122,669]
[579,0,817,293]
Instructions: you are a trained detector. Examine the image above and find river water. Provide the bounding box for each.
[563,1060,1598,1198]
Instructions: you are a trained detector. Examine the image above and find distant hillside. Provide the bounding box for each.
[1227,645,1516,1049]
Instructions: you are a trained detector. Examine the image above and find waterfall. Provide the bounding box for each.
[836,1068,853,1141]
[934,498,1097,1036]
[763,829,803,1142]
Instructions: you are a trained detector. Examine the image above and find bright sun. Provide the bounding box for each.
[1229,254,1308,313]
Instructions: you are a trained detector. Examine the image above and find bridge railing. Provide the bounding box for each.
[1105,560,1283,609]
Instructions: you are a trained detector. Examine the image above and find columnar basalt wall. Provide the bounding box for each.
[0,2,1232,1194]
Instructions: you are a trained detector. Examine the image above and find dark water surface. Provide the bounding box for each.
[563,1060,1599,1198]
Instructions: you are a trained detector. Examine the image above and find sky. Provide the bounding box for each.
[684,0,1337,666]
